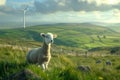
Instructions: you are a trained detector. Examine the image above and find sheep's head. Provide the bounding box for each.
[40,33,57,45]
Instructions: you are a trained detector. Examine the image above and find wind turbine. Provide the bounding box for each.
[23,7,28,29]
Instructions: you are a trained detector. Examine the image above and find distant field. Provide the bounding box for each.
[0,23,120,50]
[104,26,120,32]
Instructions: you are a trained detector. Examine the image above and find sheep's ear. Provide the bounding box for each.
[40,33,45,37]
[53,34,57,38]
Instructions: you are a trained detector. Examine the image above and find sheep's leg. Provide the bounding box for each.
[42,64,45,70]
[45,63,48,69]
[41,63,48,70]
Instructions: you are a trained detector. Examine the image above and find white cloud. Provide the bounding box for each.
[79,11,86,14]
[58,2,65,6]
[0,0,6,6]
[84,0,120,6]
[113,9,120,18]
[92,11,101,19]
[17,10,120,23]
[103,19,120,23]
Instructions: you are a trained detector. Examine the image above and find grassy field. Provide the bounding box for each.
[0,46,120,80]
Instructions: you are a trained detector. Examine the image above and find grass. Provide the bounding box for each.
[0,46,120,80]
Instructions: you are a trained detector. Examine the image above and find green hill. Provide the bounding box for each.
[0,23,120,49]
[0,23,120,80]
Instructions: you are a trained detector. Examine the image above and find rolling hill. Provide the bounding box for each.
[0,23,120,80]
[0,23,120,49]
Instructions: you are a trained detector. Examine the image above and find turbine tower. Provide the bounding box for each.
[23,7,28,29]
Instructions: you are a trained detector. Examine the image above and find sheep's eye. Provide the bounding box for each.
[45,36,49,38]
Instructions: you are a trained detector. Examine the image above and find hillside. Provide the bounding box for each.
[92,22,120,32]
[0,23,120,80]
[0,23,120,49]
[104,26,120,33]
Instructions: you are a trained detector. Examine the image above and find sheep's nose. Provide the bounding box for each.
[51,40,54,43]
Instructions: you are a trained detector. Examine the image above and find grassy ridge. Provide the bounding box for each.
[0,23,120,49]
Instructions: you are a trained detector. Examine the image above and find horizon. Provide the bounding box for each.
[0,21,120,29]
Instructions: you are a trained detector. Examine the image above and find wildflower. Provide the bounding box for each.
[98,76,103,80]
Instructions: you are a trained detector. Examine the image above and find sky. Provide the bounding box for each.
[0,0,120,25]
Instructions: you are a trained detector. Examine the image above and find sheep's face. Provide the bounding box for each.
[41,33,57,45]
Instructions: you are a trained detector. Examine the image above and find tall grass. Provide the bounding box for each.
[0,46,120,80]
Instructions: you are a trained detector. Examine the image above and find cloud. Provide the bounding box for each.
[0,0,120,23]
[26,11,112,23]
[92,11,101,19]
[85,0,120,6]
[0,6,21,15]
[112,9,120,19]
[34,0,120,14]
[7,0,35,8]
[1,0,120,15]
[0,0,6,6]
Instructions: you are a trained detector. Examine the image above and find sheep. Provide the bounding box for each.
[26,32,57,70]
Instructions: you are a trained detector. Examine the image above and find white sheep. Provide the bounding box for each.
[26,32,57,70]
